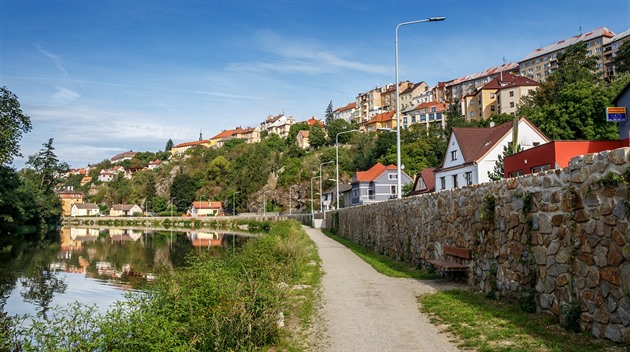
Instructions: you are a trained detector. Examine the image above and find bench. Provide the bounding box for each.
[427,245,471,276]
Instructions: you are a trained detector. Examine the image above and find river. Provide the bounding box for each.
[0,226,254,319]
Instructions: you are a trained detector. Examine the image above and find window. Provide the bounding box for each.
[509,91,514,97]
[490,93,495,98]
[390,185,397,194]
[451,150,457,161]
[470,111,475,118]
[352,189,359,198]
[465,172,472,185]
[531,164,550,173]
[440,177,446,190]
[490,105,496,112]
[510,102,515,108]
[452,175,458,188]
[510,170,524,177]
[416,177,426,191]
[388,173,397,180]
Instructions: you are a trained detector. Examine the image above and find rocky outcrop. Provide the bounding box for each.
[325,147,630,342]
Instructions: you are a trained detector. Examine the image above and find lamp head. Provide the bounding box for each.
[428,17,446,21]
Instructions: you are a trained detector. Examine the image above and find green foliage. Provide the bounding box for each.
[482,194,496,222]
[326,118,354,145]
[488,144,522,181]
[0,87,32,165]
[170,173,197,212]
[325,100,334,125]
[561,302,581,332]
[165,139,173,152]
[613,40,630,76]
[309,124,326,149]
[286,123,309,146]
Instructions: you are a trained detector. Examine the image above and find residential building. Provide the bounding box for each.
[71,203,100,217]
[445,62,519,102]
[355,86,385,124]
[403,102,448,129]
[519,27,615,82]
[333,102,357,123]
[98,165,130,182]
[504,140,626,178]
[409,168,436,196]
[111,151,137,164]
[301,116,326,128]
[604,29,630,81]
[295,130,310,149]
[463,72,539,121]
[148,159,162,170]
[613,81,630,141]
[321,183,352,210]
[433,117,549,191]
[190,201,223,217]
[363,111,396,133]
[109,204,143,217]
[189,232,224,247]
[350,162,412,206]
[399,82,429,112]
[58,188,84,216]
[261,114,295,138]
[233,126,262,144]
[170,139,214,155]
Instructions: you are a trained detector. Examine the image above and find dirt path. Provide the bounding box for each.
[304,226,462,352]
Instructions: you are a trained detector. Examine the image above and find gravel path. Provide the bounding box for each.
[304,226,462,352]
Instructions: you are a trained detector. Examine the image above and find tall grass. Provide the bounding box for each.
[2,220,316,351]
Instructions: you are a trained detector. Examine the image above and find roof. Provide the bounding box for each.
[409,168,435,196]
[149,159,162,165]
[334,102,356,112]
[306,117,325,127]
[111,151,137,161]
[366,111,395,125]
[73,203,99,210]
[173,139,212,148]
[481,72,539,90]
[520,27,615,62]
[410,102,448,112]
[446,62,519,87]
[210,129,236,140]
[192,201,223,209]
[110,204,139,211]
[297,130,310,138]
[266,114,285,123]
[355,162,397,182]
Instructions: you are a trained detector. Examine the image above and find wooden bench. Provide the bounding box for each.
[427,245,471,276]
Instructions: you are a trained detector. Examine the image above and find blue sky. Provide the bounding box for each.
[2,0,629,168]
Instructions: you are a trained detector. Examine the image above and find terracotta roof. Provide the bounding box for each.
[355,162,397,182]
[334,102,356,112]
[306,117,325,127]
[173,139,212,148]
[110,204,139,211]
[452,121,514,163]
[111,151,137,161]
[411,102,448,112]
[74,203,99,210]
[149,159,161,165]
[298,130,310,138]
[520,27,615,62]
[481,72,539,90]
[210,129,236,140]
[446,62,519,87]
[409,168,435,196]
[366,111,395,124]
[192,201,223,209]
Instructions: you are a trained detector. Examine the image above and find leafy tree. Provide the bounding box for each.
[613,40,630,76]
[352,133,376,171]
[286,123,309,145]
[207,156,231,183]
[309,125,327,149]
[0,165,24,235]
[372,131,396,162]
[223,138,246,150]
[170,173,197,212]
[325,101,334,125]
[0,87,32,165]
[326,119,353,145]
[26,138,68,192]
[165,139,174,152]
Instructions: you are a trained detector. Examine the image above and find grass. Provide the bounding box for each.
[322,230,437,280]
[420,290,627,352]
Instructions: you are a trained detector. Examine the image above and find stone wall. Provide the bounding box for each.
[325,147,630,342]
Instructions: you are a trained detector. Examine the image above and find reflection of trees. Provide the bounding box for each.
[20,268,67,319]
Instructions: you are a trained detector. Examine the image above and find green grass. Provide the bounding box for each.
[420,290,626,352]
[322,230,436,280]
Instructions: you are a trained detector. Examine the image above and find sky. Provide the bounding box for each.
[2,0,629,169]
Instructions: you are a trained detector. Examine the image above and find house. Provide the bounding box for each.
[363,111,396,133]
[58,187,84,216]
[98,165,130,182]
[170,139,214,155]
[399,81,429,112]
[109,204,143,217]
[445,62,519,102]
[333,102,357,123]
[261,114,295,138]
[409,168,436,196]
[80,176,92,186]
[302,116,326,128]
[612,81,630,142]
[71,203,100,217]
[111,150,137,164]
[190,201,223,217]
[321,183,352,210]
[232,126,262,144]
[504,140,626,177]
[350,162,412,206]
[148,159,162,170]
[296,130,310,149]
[433,117,549,191]
[403,102,449,129]
[463,72,538,120]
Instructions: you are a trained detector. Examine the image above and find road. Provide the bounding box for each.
[304,226,462,352]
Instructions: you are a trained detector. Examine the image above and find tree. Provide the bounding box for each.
[309,125,327,149]
[165,139,174,152]
[326,119,353,145]
[613,40,630,76]
[170,173,197,212]
[487,144,522,181]
[286,123,309,146]
[0,87,32,165]
[325,101,334,125]
[26,138,68,192]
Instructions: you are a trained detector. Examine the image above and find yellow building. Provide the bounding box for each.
[58,188,84,217]
[463,73,538,121]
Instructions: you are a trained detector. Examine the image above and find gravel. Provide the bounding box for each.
[304,226,462,352]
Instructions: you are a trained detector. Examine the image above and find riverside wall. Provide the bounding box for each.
[324,147,630,342]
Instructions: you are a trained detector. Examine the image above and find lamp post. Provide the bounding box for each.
[232,191,240,216]
[311,176,320,223]
[262,191,270,216]
[336,129,359,209]
[289,184,299,215]
[170,197,177,219]
[395,16,445,199]
[319,161,333,213]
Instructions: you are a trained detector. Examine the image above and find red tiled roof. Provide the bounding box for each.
[210,129,236,140]
[298,130,310,138]
[110,204,138,211]
[411,102,448,112]
[366,111,395,124]
[446,63,519,87]
[410,168,435,196]
[481,72,539,90]
[192,201,223,209]
[306,117,325,127]
[173,139,212,148]
[452,121,514,163]
[355,162,397,182]
[334,102,356,112]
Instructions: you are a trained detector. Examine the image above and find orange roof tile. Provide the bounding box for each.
[173,139,212,148]
[355,162,397,182]
[210,129,236,140]
[366,111,395,125]
[192,201,223,209]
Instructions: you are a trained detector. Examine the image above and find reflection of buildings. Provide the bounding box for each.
[188,231,224,247]
[109,228,143,242]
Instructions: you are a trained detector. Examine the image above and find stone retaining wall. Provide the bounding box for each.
[325,147,630,342]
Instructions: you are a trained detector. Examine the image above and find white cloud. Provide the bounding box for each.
[52,87,80,104]
[36,44,69,78]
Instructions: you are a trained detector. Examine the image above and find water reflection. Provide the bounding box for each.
[1,227,253,317]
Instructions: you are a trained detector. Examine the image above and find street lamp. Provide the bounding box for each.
[395,16,445,199]
[311,176,321,223]
[336,129,359,209]
[262,191,270,216]
[289,184,299,215]
[319,161,333,213]
[232,191,240,216]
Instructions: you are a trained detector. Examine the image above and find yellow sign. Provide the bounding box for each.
[607,107,627,122]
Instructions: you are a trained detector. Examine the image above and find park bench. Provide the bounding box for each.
[427,245,471,277]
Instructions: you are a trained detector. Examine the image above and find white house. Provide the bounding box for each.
[109,204,143,217]
[190,201,223,217]
[71,203,100,217]
[433,117,549,191]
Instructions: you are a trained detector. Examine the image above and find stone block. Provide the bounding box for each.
[547,264,569,277]
[586,268,600,288]
[594,245,609,267]
[601,267,621,286]
[533,246,547,265]
[584,192,600,207]
[608,244,624,267]
[609,148,629,165]
[595,304,611,323]
[604,324,623,342]
[556,247,570,264]
[613,202,627,219]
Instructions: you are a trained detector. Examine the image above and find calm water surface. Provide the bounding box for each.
[0,227,252,318]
